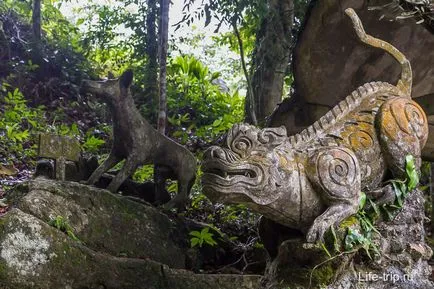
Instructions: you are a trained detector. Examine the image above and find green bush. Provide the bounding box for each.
[0,84,46,163]
[167,55,244,143]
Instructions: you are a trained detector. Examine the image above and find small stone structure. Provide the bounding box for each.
[38,133,81,181]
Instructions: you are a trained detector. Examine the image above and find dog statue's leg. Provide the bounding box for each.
[154,165,171,205]
[107,156,139,193]
[86,153,120,185]
[164,182,187,210]
[164,176,194,211]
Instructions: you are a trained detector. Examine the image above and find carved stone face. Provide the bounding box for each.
[202,123,293,206]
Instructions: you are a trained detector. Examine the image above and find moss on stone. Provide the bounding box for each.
[0,260,9,280]
[310,263,335,287]
[426,236,434,248]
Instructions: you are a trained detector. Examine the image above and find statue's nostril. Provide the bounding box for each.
[206,146,224,160]
[211,147,221,159]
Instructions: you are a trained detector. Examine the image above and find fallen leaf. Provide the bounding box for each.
[0,164,18,176]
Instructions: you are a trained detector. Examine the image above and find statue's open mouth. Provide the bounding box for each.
[205,167,257,179]
[201,161,261,187]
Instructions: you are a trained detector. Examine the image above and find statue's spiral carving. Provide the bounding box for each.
[382,98,428,147]
[403,103,426,140]
[226,123,257,157]
[258,126,287,146]
[316,147,359,198]
[348,130,374,150]
[226,124,287,157]
[231,136,253,157]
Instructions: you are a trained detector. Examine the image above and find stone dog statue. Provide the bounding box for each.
[81,70,197,210]
[201,8,428,251]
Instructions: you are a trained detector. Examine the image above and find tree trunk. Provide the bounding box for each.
[245,0,294,125]
[31,0,44,77]
[154,0,170,203]
[431,163,434,232]
[0,21,10,61]
[233,22,257,125]
[144,0,159,119]
[157,0,169,134]
[32,0,41,41]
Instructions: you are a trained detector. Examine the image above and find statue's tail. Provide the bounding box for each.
[345,8,412,97]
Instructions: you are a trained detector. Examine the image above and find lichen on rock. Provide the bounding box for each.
[0,209,55,277]
[0,179,261,289]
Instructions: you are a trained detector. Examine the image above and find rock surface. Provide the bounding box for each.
[0,178,261,289]
[268,0,434,161]
[1,178,431,288]
[263,189,433,289]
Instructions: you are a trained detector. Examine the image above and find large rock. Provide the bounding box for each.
[262,190,433,289]
[268,0,434,160]
[0,178,261,289]
[19,178,185,268]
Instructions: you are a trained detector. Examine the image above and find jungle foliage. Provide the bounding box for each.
[0,0,262,272]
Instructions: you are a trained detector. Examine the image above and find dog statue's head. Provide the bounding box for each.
[81,70,133,104]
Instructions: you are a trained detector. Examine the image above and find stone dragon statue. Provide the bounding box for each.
[201,9,428,252]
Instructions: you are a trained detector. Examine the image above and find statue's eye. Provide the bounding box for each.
[232,137,252,156]
[235,140,248,150]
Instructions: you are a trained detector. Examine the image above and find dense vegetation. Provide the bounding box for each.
[0,0,287,272]
[0,0,247,166]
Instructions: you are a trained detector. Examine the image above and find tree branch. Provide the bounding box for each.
[232,21,258,125]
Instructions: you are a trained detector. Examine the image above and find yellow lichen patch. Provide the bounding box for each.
[390,100,412,135]
[279,155,288,168]
[379,106,400,141]
[0,164,18,177]
[348,125,375,151]
[339,216,359,229]
[379,98,428,145]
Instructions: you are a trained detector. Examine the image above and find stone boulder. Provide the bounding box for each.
[0,178,261,289]
[268,0,434,161]
[261,189,433,289]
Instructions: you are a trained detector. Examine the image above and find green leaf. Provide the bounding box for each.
[405,155,419,191]
[76,18,85,26]
[321,242,332,258]
[189,231,202,238]
[368,198,380,217]
[190,238,200,248]
[330,226,340,253]
[381,205,394,221]
[358,192,366,210]
[212,119,222,127]
[392,181,403,207]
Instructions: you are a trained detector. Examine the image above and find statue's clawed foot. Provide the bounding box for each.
[306,220,330,243]
[306,202,359,244]
[365,184,395,207]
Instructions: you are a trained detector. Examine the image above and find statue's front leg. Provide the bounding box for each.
[306,202,358,243]
[107,156,139,193]
[86,152,120,185]
[306,147,361,243]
